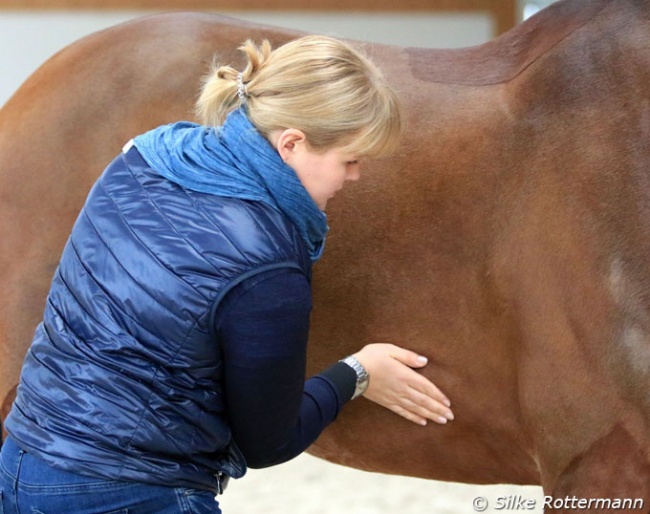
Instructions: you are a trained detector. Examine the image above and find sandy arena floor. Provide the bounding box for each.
[219,453,544,513]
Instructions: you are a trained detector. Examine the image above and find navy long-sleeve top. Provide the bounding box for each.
[215,267,357,469]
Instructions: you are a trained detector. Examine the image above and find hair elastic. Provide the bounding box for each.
[236,72,247,101]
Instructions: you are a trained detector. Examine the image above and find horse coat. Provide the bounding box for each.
[1,0,650,501]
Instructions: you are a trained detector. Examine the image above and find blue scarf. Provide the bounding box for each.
[133,108,328,261]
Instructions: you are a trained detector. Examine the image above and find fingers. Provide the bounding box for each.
[404,386,454,425]
[389,346,429,370]
[385,374,454,426]
[353,343,454,427]
[373,346,451,407]
[389,403,430,426]
[409,372,451,408]
[379,391,453,426]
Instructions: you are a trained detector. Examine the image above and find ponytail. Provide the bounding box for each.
[196,36,401,158]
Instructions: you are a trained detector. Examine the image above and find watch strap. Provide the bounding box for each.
[340,355,370,400]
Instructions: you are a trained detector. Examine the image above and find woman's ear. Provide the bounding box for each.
[274,128,307,164]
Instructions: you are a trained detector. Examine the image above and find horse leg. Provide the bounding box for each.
[543,424,650,513]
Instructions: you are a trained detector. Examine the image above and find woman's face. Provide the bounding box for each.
[288,146,361,211]
[272,129,362,211]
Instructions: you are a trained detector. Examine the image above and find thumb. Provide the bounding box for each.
[392,347,429,369]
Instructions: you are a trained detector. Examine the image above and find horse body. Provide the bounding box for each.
[2,0,650,500]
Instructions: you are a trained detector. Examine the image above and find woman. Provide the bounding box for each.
[0,36,453,513]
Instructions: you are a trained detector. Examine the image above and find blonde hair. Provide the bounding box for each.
[196,35,401,158]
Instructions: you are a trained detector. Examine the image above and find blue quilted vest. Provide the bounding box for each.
[6,146,312,493]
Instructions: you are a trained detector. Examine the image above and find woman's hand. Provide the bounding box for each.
[353,343,453,426]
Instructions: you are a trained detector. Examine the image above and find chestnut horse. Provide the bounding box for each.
[2,0,650,505]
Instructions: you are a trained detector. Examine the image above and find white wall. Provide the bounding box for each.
[0,10,495,107]
[522,0,561,19]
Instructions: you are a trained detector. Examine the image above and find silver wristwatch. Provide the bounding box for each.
[340,355,370,400]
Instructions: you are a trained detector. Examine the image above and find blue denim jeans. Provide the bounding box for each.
[0,438,221,514]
